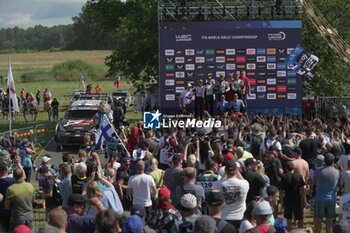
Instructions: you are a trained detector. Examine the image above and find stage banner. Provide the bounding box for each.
[159,20,302,115]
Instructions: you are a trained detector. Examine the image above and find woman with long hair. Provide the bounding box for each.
[239,200,257,233]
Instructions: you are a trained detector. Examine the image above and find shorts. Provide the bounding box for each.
[284,202,303,220]
[314,201,336,220]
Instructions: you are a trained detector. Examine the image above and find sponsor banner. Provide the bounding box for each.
[195,57,205,63]
[257,86,266,92]
[159,21,302,114]
[246,48,256,55]
[185,49,195,56]
[287,93,297,99]
[257,48,266,55]
[267,56,276,62]
[165,94,175,101]
[267,93,276,99]
[247,93,256,100]
[226,64,236,70]
[277,71,287,77]
[249,79,256,85]
[226,48,236,55]
[175,71,185,78]
[257,56,266,63]
[185,64,195,70]
[165,79,174,85]
[247,63,256,70]
[277,86,287,92]
[165,49,174,56]
[267,79,276,85]
[236,56,246,63]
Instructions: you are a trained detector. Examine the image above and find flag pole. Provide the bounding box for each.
[8,57,12,136]
[103,114,128,154]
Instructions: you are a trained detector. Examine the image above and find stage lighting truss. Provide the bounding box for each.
[158,0,302,22]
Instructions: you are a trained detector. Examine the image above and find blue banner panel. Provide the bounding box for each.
[159,20,302,115]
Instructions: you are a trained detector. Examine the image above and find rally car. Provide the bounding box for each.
[112,90,132,107]
[70,90,113,105]
[54,99,109,150]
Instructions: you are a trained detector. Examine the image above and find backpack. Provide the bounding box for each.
[180,218,194,233]
[52,178,63,206]
[248,225,275,233]
[251,135,263,158]
[44,91,50,101]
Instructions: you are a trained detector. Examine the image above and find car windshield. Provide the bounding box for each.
[66,110,98,119]
[113,92,127,97]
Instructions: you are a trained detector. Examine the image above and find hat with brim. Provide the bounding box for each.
[180,193,198,214]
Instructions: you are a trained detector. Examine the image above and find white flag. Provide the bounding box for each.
[95,115,114,147]
[8,59,19,112]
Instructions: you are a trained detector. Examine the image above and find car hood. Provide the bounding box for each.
[60,119,96,132]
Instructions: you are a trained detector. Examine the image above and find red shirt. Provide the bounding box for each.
[244,225,277,233]
[240,76,250,94]
[95,87,102,93]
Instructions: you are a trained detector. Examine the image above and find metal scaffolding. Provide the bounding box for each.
[158,0,303,21]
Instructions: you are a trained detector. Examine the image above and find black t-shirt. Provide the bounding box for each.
[280,173,305,204]
[213,218,237,233]
[243,170,267,202]
[116,169,130,187]
[71,175,90,194]
[265,157,283,188]
[343,142,350,155]
[299,138,321,161]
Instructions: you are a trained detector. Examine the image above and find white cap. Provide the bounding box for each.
[187,83,192,88]
[42,156,50,163]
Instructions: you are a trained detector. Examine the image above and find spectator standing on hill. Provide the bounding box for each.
[51,98,59,122]
[0,74,3,85]
[45,96,53,122]
[36,89,40,106]
[22,97,29,124]
[114,75,121,88]
[43,88,51,107]
[78,74,85,89]
[95,85,102,94]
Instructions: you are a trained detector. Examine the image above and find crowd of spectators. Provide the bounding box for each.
[2,103,350,233]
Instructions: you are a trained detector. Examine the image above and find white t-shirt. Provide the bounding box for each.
[239,219,255,233]
[128,173,156,207]
[218,166,225,178]
[339,193,350,221]
[180,90,194,106]
[340,170,350,195]
[259,139,282,154]
[337,154,350,170]
[213,177,249,220]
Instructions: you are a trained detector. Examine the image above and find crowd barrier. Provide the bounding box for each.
[19,76,115,83]
[0,123,56,145]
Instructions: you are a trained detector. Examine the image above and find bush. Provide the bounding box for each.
[20,71,52,82]
[51,59,106,81]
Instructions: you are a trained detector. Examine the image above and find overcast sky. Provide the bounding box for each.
[0,0,86,29]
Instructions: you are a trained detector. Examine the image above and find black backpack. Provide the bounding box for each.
[251,135,263,158]
[52,179,63,206]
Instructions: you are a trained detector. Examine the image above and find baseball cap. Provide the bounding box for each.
[245,158,259,167]
[42,156,50,163]
[194,215,216,233]
[180,193,198,213]
[333,220,350,233]
[158,187,171,201]
[0,149,10,159]
[236,147,244,156]
[187,83,192,88]
[254,199,273,215]
[22,139,31,147]
[225,160,237,171]
[314,154,325,166]
[0,161,8,171]
[131,205,146,218]
[274,217,288,233]
[227,139,234,147]
[124,215,144,233]
[68,194,88,206]
[172,154,182,163]
[207,190,225,206]
[285,161,295,171]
